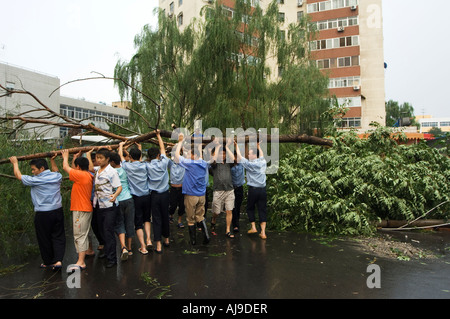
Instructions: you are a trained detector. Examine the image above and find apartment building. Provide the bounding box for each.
[0,61,129,140]
[158,0,386,132]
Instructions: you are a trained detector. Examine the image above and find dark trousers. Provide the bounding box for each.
[232,185,244,229]
[34,207,66,265]
[168,186,185,217]
[246,186,267,223]
[151,190,170,242]
[96,205,117,264]
[132,194,151,230]
[91,206,105,246]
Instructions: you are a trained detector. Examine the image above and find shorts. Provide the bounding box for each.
[212,190,235,215]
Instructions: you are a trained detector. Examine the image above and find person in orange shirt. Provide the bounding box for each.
[61,150,94,272]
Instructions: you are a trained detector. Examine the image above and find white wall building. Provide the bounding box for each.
[0,61,129,140]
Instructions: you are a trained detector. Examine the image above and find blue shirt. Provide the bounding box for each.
[168,159,185,185]
[121,160,150,196]
[240,157,266,187]
[231,163,246,187]
[21,170,63,212]
[178,156,208,196]
[115,167,132,202]
[147,155,170,193]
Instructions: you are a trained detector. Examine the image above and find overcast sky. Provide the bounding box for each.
[0,0,449,118]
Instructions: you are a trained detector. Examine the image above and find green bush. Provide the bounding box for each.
[267,125,450,236]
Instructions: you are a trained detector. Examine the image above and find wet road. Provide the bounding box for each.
[0,215,449,300]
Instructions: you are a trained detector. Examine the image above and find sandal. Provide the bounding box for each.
[138,247,149,255]
[177,222,185,229]
[226,232,235,239]
[121,247,129,261]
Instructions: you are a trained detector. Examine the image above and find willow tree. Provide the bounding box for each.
[114,0,331,135]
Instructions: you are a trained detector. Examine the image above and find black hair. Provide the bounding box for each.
[128,148,141,161]
[96,149,111,159]
[109,152,121,166]
[29,158,49,170]
[147,147,160,161]
[74,157,90,171]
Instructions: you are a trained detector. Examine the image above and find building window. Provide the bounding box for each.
[177,13,183,26]
[422,122,438,127]
[317,56,359,69]
[340,117,361,128]
[278,0,284,4]
[178,0,182,6]
[278,12,285,22]
[336,96,361,107]
[297,11,304,22]
[169,2,174,15]
[308,0,358,13]
[440,121,450,127]
[328,76,361,88]
[310,36,359,51]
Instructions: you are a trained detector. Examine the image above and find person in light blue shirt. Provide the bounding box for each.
[10,156,65,270]
[231,161,245,232]
[109,152,135,261]
[235,141,268,239]
[146,130,170,253]
[119,142,151,255]
[168,158,186,228]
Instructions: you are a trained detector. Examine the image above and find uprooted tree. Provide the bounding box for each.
[0,0,339,164]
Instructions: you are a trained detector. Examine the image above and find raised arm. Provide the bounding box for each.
[86,148,95,172]
[50,153,59,172]
[118,142,126,162]
[156,129,166,157]
[61,149,72,174]
[257,141,264,158]
[225,138,235,163]
[234,141,243,162]
[174,133,184,163]
[9,156,22,181]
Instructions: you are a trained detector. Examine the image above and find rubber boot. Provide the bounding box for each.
[199,219,210,245]
[188,225,196,245]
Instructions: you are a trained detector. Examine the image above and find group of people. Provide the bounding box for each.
[9,131,268,271]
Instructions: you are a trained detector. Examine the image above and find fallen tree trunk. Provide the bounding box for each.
[0,130,333,165]
[377,219,449,229]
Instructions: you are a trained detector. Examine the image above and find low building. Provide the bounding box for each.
[0,61,129,140]
[417,115,450,134]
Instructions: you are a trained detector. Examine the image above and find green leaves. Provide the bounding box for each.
[268,126,450,236]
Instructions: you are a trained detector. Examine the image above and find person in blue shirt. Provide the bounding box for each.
[231,158,246,233]
[10,155,65,270]
[174,133,210,245]
[118,141,151,255]
[109,152,135,261]
[234,141,268,239]
[168,157,186,228]
[146,130,170,253]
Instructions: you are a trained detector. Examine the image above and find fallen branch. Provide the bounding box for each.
[0,130,332,165]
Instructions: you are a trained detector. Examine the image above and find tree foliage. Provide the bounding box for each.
[268,124,450,235]
[114,0,331,135]
[385,99,418,128]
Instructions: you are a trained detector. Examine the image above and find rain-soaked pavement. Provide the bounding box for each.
[0,213,449,302]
